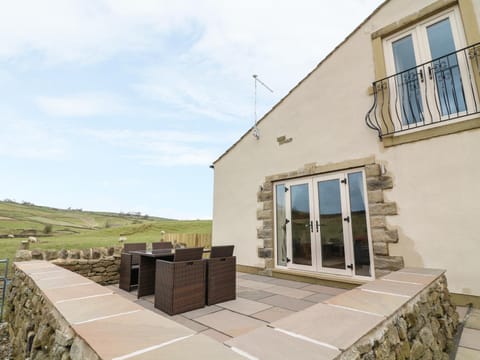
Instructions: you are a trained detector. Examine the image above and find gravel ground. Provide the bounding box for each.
[0,322,12,359]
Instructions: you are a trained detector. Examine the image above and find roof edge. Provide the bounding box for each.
[213,0,390,165]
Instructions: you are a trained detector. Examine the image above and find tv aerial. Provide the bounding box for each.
[252,74,273,139]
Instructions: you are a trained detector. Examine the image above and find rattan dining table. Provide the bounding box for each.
[130,249,175,298]
[131,248,210,298]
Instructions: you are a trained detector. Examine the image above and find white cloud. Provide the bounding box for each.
[35,93,125,117]
[0,1,384,77]
[82,128,231,166]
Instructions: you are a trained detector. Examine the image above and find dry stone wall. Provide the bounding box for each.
[6,265,100,360]
[340,275,458,359]
[14,247,122,285]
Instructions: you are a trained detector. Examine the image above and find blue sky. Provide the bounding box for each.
[0,0,384,219]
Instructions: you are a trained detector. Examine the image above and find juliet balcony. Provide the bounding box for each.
[365,42,480,139]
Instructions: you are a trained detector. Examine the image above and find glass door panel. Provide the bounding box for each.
[290,184,312,266]
[275,169,372,278]
[275,184,287,266]
[317,179,346,271]
[426,18,466,115]
[347,172,371,277]
[392,34,424,125]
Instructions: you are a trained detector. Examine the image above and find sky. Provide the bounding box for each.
[0,0,384,220]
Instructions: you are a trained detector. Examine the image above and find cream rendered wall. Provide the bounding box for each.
[384,130,480,296]
[213,0,480,296]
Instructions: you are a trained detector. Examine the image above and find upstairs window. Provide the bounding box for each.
[383,8,473,127]
[366,5,480,142]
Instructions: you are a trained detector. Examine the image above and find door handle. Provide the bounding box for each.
[343,216,350,223]
[310,221,313,232]
[418,69,424,83]
[315,220,319,232]
[347,264,353,270]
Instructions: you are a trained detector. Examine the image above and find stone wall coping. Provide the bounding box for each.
[13,261,244,359]
[226,267,451,359]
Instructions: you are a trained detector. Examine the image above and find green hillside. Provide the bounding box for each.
[0,201,212,268]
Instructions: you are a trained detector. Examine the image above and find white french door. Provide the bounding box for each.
[384,7,475,127]
[274,170,373,278]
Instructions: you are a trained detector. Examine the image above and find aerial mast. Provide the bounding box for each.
[252,74,273,139]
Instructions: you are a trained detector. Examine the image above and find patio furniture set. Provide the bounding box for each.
[119,242,236,315]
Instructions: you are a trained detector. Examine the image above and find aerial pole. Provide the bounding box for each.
[252,74,273,139]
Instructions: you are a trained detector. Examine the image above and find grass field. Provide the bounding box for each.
[0,201,212,272]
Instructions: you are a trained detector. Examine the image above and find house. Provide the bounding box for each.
[212,0,480,306]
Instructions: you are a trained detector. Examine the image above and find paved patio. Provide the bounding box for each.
[107,272,480,359]
[107,272,347,343]
[455,306,480,359]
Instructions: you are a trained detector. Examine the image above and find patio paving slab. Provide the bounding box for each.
[303,292,334,303]
[258,294,315,312]
[325,289,409,317]
[194,309,267,337]
[398,267,445,277]
[43,283,113,303]
[237,278,275,290]
[455,346,480,360]
[225,326,341,360]
[106,284,138,302]
[240,273,276,283]
[272,302,384,350]
[200,328,232,343]
[263,285,315,299]
[217,297,272,315]
[464,309,480,330]
[56,293,143,324]
[73,310,195,360]
[181,305,223,320]
[380,271,436,285]
[29,269,67,280]
[250,306,295,323]
[33,275,93,290]
[14,261,57,272]
[237,289,275,301]
[267,277,311,288]
[170,315,209,332]
[128,334,244,360]
[359,279,424,297]
[459,328,480,351]
[302,284,348,296]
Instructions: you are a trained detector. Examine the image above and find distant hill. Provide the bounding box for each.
[0,200,212,274]
[0,200,174,237]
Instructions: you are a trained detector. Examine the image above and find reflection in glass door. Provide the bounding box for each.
[348,172,371,276]
[317,179,347,271]
[290,183,312,267]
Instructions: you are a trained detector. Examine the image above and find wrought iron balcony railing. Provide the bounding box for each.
[365,42,480,139]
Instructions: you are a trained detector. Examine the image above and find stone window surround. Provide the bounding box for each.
[256,156,404,278]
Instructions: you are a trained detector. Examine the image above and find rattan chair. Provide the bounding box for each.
[119,243,147,291]
[154,247,206,315]
[206,245,236,305]
[152,241,174,250]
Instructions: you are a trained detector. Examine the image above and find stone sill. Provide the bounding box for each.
[382,116,480,147]
[272,268,367,289]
